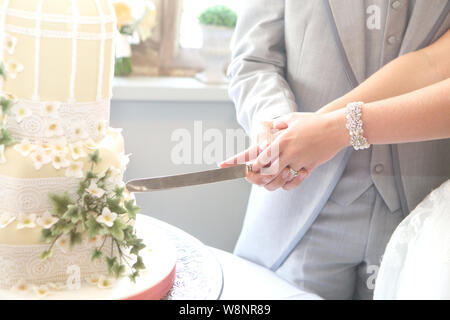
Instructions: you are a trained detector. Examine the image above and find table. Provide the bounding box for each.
[147,216,321,300]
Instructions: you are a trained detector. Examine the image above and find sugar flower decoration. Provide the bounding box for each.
[97,275,115,289]
[11,279,30,293]
[0,144,6,164]
[86,180,105,198]
[71,123,89,140]
[96,120,107,136]
[37,211,59,229]
[4,34,18,55]
[44,119,64,137]
[69,141,87,160]
[14,139,36,157]
[51,153,71,170]
[106,166,124,190]
[32,285,50,298]
[16,213,37,229]
[30,147,52,170]
[86,274,101,286]
[55,234,71,253]
[13,105,32,123]
[5,60,24,79]
[83,138,98,150]
[96,207,117,227]
[65,161,84,178]
[50,137,69,155]
[41,101,61,118]
[0,212,16,229]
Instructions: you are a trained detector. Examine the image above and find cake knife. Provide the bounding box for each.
[125,164,251,192]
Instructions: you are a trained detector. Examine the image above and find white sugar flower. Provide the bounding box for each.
[4,34,18,55]
[41,101,61,118]
[37,211,59,229]
[0,144,6,164]
[32,285,50,298]
[30,147,52,170]
[71,123,89,140]
[83,138,98,150]
[97,275,115,289]
[16,213,37,229]
[55,234,71,253]
[47,282,66,291]
[0,212,16,229]
[106,166,124,190]
[11,279,30,293]
[13,105,32,123]
[96,120,107,136]
[50,137,68,155]
[51,153,71,170]
[69,141,87,160]
[65,161,84,178]
[5,60,24,79]
[44,119,64,137]
[120,153,131,171]
[86,274,101,286]
[96,207,117,228]
[13,139,36,157]
[86,180,105,198]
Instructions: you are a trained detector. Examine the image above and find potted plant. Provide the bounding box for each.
[113,0,157,77]
[196,5,237,84]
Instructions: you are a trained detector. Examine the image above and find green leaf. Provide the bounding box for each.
[106,256,117,274]
[49,192,75,217]
[130,240,146,255]
[0,62,5,79]
[62,204,82,224]
[113,186,125,198]
[40,250,53,260]
[0,128,15,146]
[128,271,139,283]
[132,256,146,271]
[110,220,125,242]
[86,215,103,239]
[69,231,83,247]
[124,200,140,220]
[40,228,53,243]
[107,197,127,215]
[91,248,103,261]
[112,263,126,278]
[0,97,14,114]
[88,150,101,165]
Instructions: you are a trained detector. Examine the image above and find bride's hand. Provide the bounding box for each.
[221,110,350,191]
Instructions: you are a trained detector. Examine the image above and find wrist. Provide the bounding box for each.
[325,108,351,150]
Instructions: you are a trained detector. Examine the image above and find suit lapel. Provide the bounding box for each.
[399,0,450,54]
[327,0,366,85]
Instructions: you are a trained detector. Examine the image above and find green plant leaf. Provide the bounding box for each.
[49,192,75,217]
[0,128,15,146]
[107,197,127,215]
[40,250,53,260]
[88,150,101,165]
[86,215,103,239]
[112,262,126,278]
[130,240,146,255]
[91,248,102,261]
[124,200,140,219]
[132,256,146,271]
[110,220,125,242]
[106,256,117,274]
[62,204,82,224]
[40,228,53,243]
[198,5,237,28]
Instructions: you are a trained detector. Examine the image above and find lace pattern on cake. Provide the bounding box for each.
[0,174,79,216]
[7,99,110,143]
[0,242,109,289]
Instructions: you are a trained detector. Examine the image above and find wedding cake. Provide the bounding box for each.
[0,0,147,297]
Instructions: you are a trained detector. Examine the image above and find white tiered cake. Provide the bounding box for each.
[0,0,175,299]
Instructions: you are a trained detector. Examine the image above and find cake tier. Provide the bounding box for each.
[1,0,116,103]
[0,129,126,245]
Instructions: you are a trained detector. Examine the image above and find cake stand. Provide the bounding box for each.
[0,215,223,300]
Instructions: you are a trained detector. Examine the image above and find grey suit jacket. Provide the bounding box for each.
[228,0,450,270]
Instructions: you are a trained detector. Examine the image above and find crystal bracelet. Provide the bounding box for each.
[345,101,371,150]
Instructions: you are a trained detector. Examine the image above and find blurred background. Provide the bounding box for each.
[110,0,250,252]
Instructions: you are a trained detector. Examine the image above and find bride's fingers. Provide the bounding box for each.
[219,144,260,168]
[282,168,310,190]
[264,167,291,191]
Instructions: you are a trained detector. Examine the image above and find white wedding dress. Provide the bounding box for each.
[374,179,450,299]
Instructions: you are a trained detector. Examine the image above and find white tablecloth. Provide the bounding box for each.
[209,248,322,300]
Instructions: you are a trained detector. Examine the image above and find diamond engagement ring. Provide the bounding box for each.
[288,166,299,177]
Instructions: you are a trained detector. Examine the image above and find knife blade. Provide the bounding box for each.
[126,164,249,192]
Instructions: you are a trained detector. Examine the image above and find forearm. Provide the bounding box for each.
[318,50,443,114]
[318,30,450,115]
[330,78,450,148]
